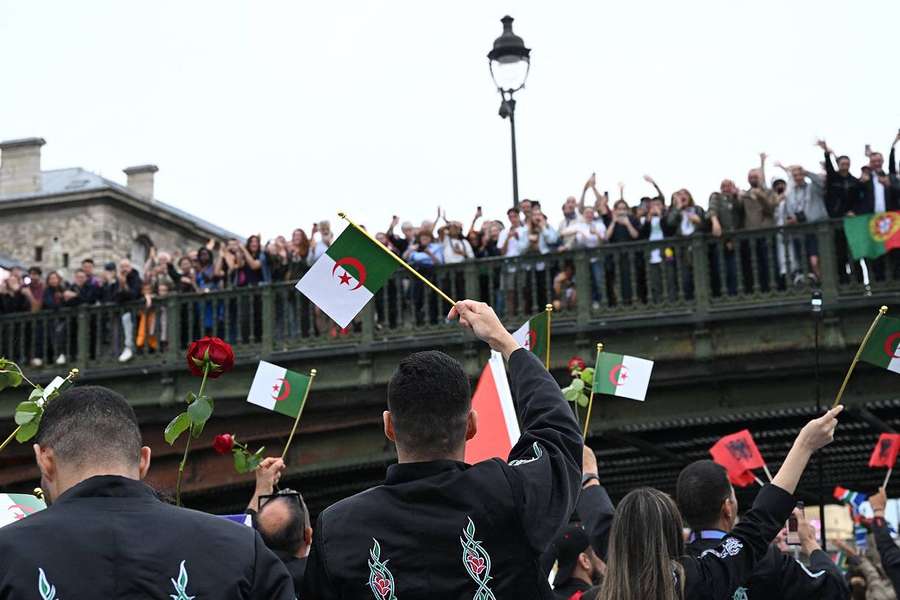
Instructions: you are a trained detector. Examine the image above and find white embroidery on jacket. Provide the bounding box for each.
[508,442,543,466]
[699,537,743,559]
[367,539,398,600]
[460,517,497,600]
[169,560,195,600]
[37,569,58,600]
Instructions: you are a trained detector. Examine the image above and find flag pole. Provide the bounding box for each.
[582,343,603,439]
[832,305,888,408]
[754,475,765,487]
[544,304,553,370]
[281,369,316,462]
[762,464,773,482]
[337,212,457,307]
[883,467,894,491]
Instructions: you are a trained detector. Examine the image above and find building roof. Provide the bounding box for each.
[0,167,242,240]
[0,252,25,270]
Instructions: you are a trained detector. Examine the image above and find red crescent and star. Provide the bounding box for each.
[885,333,900,359]
[332,256,368,291]
[271,378,291,401]
[609,364,629,386]
[523,329,537,350]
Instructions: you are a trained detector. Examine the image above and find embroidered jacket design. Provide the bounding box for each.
[459,517,497,600]
[367,539,398,600]
[508,442,543,466]
[169,560,195,600]
[699,537,743,560]
[37,569,58,600]
[732,586,749,600]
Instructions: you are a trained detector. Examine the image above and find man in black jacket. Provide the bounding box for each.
[818,140,863,284]
[301,299,583,599]
[109,258,142,363]
[0,385,294,598]
[676,459,848,599]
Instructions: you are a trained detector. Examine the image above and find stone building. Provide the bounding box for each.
[0,137,240,275]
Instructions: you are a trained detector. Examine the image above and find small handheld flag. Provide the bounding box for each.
[728,469,761,488]
[512,307,552,368]
[0,493,45,528]
[833,306,889,408]
[592,351,654,402]
[869,433,900,469]
[247,361,312,419]
[859,315,900,374]
[710,430,769,485]
[465,351,519,464]
[833,486,868,511]
[844,211,900,260]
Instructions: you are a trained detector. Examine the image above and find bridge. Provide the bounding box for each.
[2,219,899,514]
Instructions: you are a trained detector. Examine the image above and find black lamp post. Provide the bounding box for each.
[488,15,530,209]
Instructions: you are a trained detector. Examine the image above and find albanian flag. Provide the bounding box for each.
[868,433,900,468]
[710,430,766,487]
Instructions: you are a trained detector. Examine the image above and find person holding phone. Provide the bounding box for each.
[675,459,847,599]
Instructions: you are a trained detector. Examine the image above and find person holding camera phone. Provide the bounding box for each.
[777,161,827,284]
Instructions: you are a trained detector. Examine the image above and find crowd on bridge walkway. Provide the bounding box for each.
[3,131,899,365]
[0,298,895,599]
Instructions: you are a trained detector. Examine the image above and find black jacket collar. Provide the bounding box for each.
[385,460,467,485]
[54,475,159,505]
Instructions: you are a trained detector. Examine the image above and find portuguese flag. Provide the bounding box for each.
[592,351,654,401]
[844,211,900,260]
[860,315,900,374]
[512,311,549,360]
[296,224,399,328]
[247,361,312,418]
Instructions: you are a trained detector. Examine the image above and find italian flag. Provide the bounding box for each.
[512,311,549,360]
[0,493,45,528]
[465,351,520,464]
[247,361,312,418]
[592,351,654,401]
[860,315,900,374]
[296,225,399,328]
[844,211,900,260]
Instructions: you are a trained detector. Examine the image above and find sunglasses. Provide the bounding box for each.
[258,489,304,512]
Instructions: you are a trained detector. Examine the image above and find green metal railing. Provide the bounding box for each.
[2,219,898,371]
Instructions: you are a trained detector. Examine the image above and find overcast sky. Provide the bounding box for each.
[2,0,898,239]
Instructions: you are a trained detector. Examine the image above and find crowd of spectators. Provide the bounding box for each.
[2,133,899,360]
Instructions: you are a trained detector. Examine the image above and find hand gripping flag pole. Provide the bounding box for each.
[338,212,457,307]
[281,369,316,462]
[833,306,889,408]
[544,304,553,370]
[582,343,603,439]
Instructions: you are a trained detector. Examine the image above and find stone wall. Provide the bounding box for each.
[0,195,209,275]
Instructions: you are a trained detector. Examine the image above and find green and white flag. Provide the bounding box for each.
[296,225,399,328]
[860,315,900,374]
[512,311,549,360]
[0,493,45,528]
[592,352,654,401]
[247,361,312,419]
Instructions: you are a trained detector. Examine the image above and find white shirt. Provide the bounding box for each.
[574,220,606,249]
[558,214,584,250]
[680,208,698,237]
[307,235,332,265]
[498,226,528,258]
[874,175,886,213]
[441,237,474,264]
[648,216,664,264]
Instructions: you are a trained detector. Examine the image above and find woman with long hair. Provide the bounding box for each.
[597,406,843,600]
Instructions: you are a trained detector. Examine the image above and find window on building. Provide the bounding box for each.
[131,235,154,275]
[34,246,43,262]
[63,253,70,268]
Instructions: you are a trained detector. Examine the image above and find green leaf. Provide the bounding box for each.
[580,368,594,387]
[0,370,23,392]
[562,386,582,403]
[28,386,44,403]
[14,401,41,425]
[16,418,40,442]
[164,412,191,445]
[576,392,590,408]
[233,450,249,473]
[570,378,584,392]
[246,453,262,472]
[187,396,212,426]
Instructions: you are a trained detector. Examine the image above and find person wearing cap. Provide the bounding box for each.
[675,459,848,600]
[552,525,605,599]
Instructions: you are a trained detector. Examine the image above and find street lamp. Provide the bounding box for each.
[488,15,530,209]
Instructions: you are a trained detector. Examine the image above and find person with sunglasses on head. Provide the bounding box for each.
[246,457,313,593]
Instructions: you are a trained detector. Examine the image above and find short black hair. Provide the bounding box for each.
[675,460,732,530]
[387,351,471,458]
[837,155,851,164]
[81,258,95,265]
[507,207,519,216]
[36,386,142,469]
[28,266,42,276]
[258,492,310,555]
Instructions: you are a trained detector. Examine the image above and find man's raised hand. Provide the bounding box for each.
[447,300,519,358]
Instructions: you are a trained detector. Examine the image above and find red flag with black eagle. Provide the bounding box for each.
[869,433,900,468]
[710,429,765,487]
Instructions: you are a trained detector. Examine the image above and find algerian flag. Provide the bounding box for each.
[0,493,46,528]
[592,352,654,401]
[296,224,398,328]
[247,361,312,418]
[512,311,549,360]
[860,315,900,374]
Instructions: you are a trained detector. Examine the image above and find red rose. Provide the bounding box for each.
[186,337,235,378]
[212,433,234,455]
[568,356,586,372]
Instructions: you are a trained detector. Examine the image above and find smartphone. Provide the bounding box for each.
[786,501,804,545]
[477,206,482,212]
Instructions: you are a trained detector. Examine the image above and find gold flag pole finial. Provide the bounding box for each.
[281,369,317,462]
[337,212,457,307]
[832,305,889,408]
[582,343,603,439]
[544,304,553,370]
